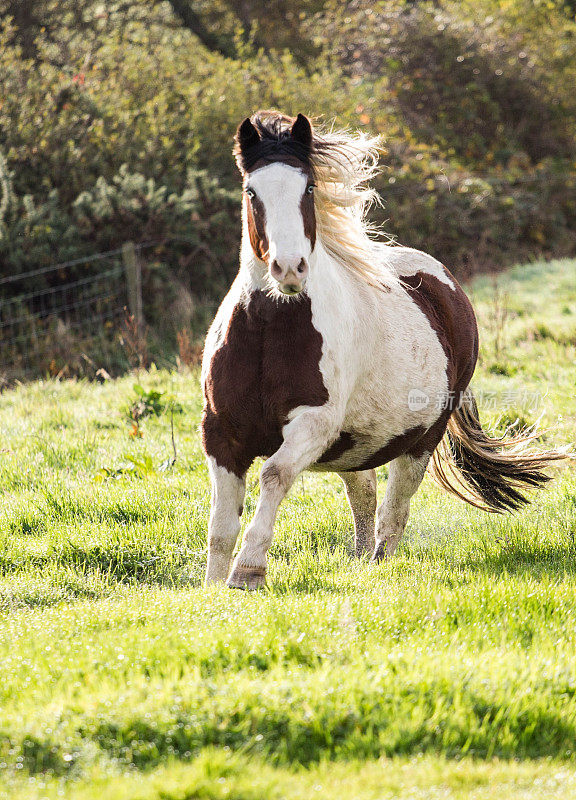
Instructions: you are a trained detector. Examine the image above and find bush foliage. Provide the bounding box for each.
[1,0,575,313]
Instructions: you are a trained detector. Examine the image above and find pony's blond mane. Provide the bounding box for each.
[310,124,397,290]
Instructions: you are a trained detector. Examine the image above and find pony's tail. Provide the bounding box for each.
[429,389,568,513]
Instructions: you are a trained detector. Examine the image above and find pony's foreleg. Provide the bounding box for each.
[338,470,377,557]
[373,453,429,561]
[227,408,336,589]
[205,459,246,585]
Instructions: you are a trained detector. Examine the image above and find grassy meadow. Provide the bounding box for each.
[1,258,575,799]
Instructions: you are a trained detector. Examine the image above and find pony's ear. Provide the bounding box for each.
[290,113,313,147]
[236,117,260,152]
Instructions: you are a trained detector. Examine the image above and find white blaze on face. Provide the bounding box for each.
[248,163,311,271]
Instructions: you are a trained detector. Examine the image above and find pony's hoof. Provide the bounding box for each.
[370,543,387,563]
[227,565,266,590]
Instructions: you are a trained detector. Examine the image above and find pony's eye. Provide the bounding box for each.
[245,188,255,200]
[306,184,315,194]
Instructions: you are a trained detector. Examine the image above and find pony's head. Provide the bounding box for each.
[234,111,316,296]
[234,110,399,296]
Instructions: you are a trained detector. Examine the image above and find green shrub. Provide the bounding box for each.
[0,0,575,360]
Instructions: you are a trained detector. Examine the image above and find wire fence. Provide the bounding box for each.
[0,247,139,386]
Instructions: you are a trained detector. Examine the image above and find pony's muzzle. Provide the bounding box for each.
[270,258,308,295]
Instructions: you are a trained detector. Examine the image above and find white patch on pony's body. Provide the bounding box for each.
[375,451,431,558]
[240,237,267,293]
[378,244,456,289]
[338,469,377,556]
[205,458,246,584]
[201,272,244,386]
[303,244,448,471]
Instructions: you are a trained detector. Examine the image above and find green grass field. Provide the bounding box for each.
[1,259,575,799]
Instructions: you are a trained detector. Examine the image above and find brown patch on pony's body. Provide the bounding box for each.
[245,193,268,262]
[202,291,328,478]
[399,268,479,460]
[317,424,430,474]
[300,187,316,249]
[401,268,478,396]
[318,431,355,463]
[356,425,428,471]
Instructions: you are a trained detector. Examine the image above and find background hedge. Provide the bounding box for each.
[1,0,575,331]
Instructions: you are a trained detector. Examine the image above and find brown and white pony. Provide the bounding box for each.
[201,111,563,589]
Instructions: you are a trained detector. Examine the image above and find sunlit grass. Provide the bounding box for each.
[0,259,575,798]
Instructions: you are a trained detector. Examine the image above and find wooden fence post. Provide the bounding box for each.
[122,242,144,329]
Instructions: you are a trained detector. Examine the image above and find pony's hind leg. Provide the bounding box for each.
[373,453,430,561]
[338,470,377,557]
[205,459,246,585]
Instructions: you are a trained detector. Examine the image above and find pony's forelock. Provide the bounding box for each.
[234,111,312,173]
